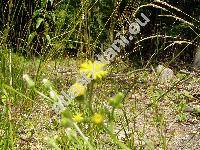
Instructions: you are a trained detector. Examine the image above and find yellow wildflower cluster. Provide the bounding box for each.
[80,60,108,80]
[72,113,84,123]
[66,60,107,99]
[91,113,104,124]
[69,83,86,97]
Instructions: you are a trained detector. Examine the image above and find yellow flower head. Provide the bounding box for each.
[72,113,84,123]
[80,60,108,80]
[69,83,86,97]
[91,113,104,124]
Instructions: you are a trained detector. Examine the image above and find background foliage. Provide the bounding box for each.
[0,0,200,61]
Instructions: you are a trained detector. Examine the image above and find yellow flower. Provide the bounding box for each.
[69,83,86,97]
[72,113,84,123]
[80,60,108,80]
[91,113,104,124]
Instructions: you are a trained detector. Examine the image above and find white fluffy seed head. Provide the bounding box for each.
[23,74,35,87]
[50,90,56,99]
[42,79,48,84]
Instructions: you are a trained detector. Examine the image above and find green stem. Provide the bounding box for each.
[3,89,14,149]
[87,80,94,115]
[73,123,94,150]
[103,125,131,150]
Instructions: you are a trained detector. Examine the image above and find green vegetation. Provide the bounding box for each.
[0,0,200,149]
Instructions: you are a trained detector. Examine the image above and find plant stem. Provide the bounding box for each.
[73,123,94,150]
[87,80,94,115]
[103,125,131,150]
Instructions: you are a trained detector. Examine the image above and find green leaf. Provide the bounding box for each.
[28,32,37,45]
[36,18,44,29]
[1,95,6,105]
[41,0,47,8]
[177,113,187,122]
[46,35,51,44]
[32,9,41,18]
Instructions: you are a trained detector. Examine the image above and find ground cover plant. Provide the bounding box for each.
[0,0,200,149]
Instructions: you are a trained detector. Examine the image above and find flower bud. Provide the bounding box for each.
[109,92,125,108]
[61,118,73,128]
[61,109,72,118]
[42,78,52,89]
[23,74,35,88]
